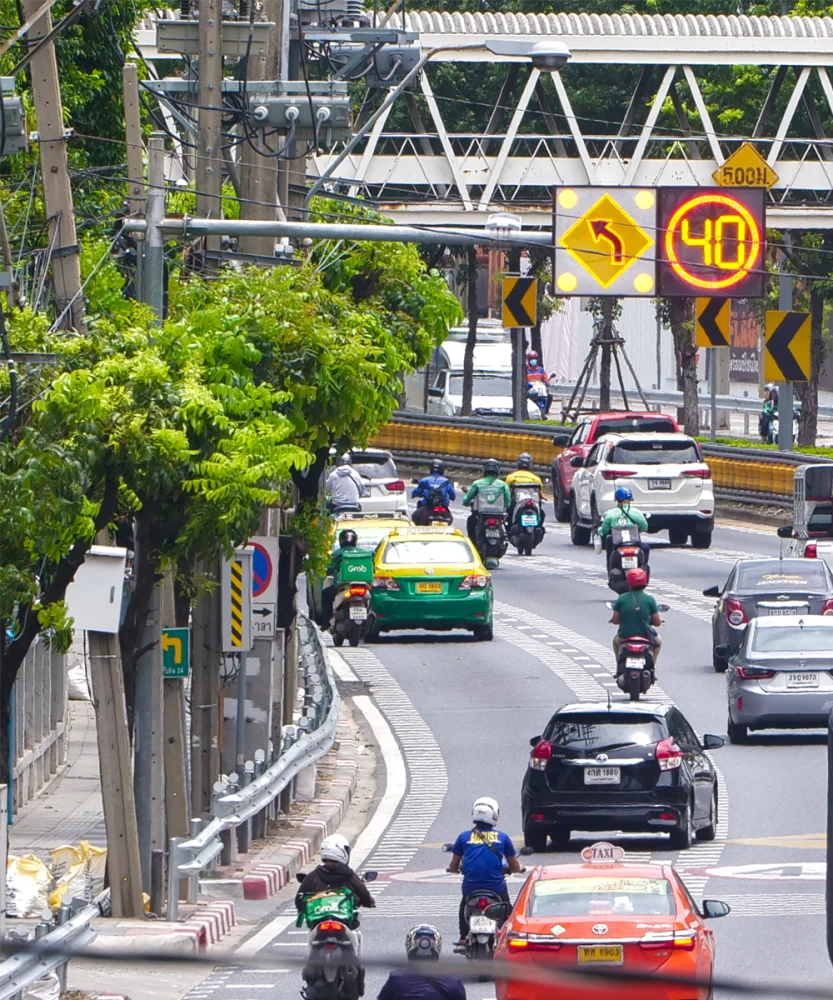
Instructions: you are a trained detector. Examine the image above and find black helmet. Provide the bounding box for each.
[430,458,445,475]
[338,529,358,548]
[483,458,500,477]
[517,452,533,470]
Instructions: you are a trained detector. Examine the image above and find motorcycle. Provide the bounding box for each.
[296,871,378,1000]
[442,844,511,973]
[527,380,549,417]
[601,523,649,595]
[330,551,374,648]
[767,404,801,445]
[605,601,669,701]
[470,490,508,569]
[508,484,545,556]
[411,480,453,526]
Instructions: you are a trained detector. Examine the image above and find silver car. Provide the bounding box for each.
[721,615,833,743]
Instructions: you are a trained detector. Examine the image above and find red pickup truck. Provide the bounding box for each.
[551,411,680,520]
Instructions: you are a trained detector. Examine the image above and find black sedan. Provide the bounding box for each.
[521,702,723,853]
[704,557,833,672]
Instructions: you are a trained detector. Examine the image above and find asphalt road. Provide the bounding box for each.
[192,515,829,1000]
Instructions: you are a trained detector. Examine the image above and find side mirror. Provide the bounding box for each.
[777,525,794,539]
[714,644,732,659]
[484,902,509,921]
[441,843,454,853]
[296,872,307,883]
[570,456,584,468]
[702,734,725,750]
[656,603,670,613]
[703,586,720,598]
[428,387,443,398]
[702,899,731,919]
[604,601,615,610]
[552,433,570,447]
[362,871,378,882]
[411,478,419,484]
[529,735,542,747]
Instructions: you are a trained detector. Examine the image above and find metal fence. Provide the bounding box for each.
[166,615,338,920]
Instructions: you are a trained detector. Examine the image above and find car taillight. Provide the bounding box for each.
[640,934,696,951]
[823,599,833,616]
[459,574,489,590]
[529,739,552,771]
[522,500,536,508]
[725,598,747,626]
[317,920,346,933]
[682,467,710,478]
[737,665,776,680]
[372,576,400,590]
[805,542,818,558]
[385,480,406,493]
[349,584,368,597]
[601,469,637,480]
[507,933,529,949]
[656,737,683,771]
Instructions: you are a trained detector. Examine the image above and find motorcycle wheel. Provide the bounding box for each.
[469,939,493,982]
[306,978,339,1000]
[627,672,641,701]
[348,623,361,648]
[332,631,345,648]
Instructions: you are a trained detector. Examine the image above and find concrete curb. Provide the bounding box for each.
[92,902,237,954]
[199,713,358,902]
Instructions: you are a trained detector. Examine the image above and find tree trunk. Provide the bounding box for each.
[670,298,700,436]
[598,299,615,412]
[797,286,824,447]
[461,245,478,417]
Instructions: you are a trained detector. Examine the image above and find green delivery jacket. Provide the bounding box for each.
[597,504,649,538]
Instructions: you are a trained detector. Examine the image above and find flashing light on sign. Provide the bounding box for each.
[657,187,765,298]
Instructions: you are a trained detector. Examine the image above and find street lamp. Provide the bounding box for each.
[304,38,572,210]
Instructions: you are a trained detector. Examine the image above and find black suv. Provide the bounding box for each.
[521,702,724,853]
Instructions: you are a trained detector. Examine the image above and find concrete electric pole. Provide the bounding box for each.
[197,0,224,272]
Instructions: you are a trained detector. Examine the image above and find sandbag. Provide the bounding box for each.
[48,841,107,909]
[67,663,91,701]
[6,855,50,918]
[23,971,59,1000]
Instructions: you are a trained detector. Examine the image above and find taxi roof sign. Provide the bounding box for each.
[581,842,626,863]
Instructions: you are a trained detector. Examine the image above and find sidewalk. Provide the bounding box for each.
[9,700,105,856]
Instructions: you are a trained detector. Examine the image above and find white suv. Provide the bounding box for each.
[569,432,715,549]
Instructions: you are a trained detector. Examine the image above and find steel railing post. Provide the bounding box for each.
[167,837,183,922]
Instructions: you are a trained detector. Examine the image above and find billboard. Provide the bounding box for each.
[729,300,760,384]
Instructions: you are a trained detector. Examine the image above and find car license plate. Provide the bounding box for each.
[521,513,538,526]
[349,606,368,621]
[786,672,820,689]
[577,945,623,965]
[621,556,638,569]
[469,915,497,934]
[625,657,644,669]
[764,607,806,616]
[416,582,443,594]
[485,529,501,538]
[648,478,672,490]
[584,766,621,785]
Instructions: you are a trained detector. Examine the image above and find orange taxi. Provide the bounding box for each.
[494,842,730,1000]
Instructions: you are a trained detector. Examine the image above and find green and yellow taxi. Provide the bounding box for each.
[369,526,494,641]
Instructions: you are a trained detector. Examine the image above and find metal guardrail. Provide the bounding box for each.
[0,901,98,1000]
[166,615,339,921]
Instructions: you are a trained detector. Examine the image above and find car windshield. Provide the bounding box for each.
[341,528,394,550]
[381,540,474,565]
[736,563,828,591]
[350,454,397,479]
[596,418,677,436]
[530,877,675,917]
[449,376,511,397]
[610,441,700,465]
[547,714,665,751]
[751,625,833,653]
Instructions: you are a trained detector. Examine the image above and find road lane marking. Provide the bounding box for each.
[329,649,360,683]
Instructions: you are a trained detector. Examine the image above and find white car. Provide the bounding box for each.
[568,431,715,549]
[348,449,408,515]
[427,369,542,420]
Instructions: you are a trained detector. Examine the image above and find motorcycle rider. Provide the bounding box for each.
[446,797,525,946]
[377,926,467,1000]
[609,566,663,666]
[759,384,779,442]
[321,528,365,625]
[411,459,456,526]
[463,460,511,542]
[295,833,376,917]
[597,486,650,565]
[526,351,551,415]
[505,453,546,528]
[327,454,366,511]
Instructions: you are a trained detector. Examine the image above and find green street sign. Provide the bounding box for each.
[162,627,190,678]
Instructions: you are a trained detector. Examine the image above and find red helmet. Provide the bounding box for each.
[626,567,648,590]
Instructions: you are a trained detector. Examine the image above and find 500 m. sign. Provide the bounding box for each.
[657,187,765,298]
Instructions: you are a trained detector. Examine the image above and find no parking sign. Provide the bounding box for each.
[248,536,278,638]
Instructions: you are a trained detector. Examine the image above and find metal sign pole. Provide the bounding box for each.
[512,327,526,422]
[778,242,794,453]
[709,349,717,443]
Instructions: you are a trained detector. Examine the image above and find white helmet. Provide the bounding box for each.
[320,834,351,864]
[472,796,500,827]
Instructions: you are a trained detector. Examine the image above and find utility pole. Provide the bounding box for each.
[143,135,166,321]
[22,0,85,330]
[123,65,145,302]
[162,575,188,841]
[190,561,221,816]
[197,0,223,272]
[238,0,288,259]
[778,238,794,452]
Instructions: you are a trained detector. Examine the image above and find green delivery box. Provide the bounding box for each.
[336,550,375,586]
[297,888,355,927]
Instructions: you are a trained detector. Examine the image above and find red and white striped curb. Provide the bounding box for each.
[182,900,236,947]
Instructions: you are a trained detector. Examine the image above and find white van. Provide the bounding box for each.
[427,368,542,420]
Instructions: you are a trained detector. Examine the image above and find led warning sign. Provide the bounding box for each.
[657,187,765,298]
